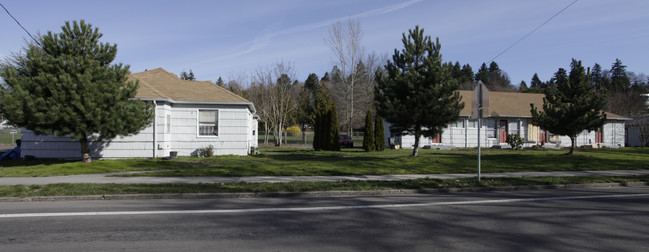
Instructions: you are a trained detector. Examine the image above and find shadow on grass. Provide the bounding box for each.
[0,158,76,167]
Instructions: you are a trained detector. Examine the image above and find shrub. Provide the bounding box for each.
[286,126,301,133]
[197,145,214,157]
[363,110,375,151]
[506,134,525,150]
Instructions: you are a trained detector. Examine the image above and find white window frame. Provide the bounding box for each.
[198,109,219,137]
[468,119,478,128]
[484,119,496,138]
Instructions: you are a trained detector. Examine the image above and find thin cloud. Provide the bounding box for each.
[195,0,422,66]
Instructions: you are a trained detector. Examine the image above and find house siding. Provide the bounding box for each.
[385,118,626,149]
[21,102,256,159]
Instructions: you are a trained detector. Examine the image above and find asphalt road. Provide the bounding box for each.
[1,187,648,251]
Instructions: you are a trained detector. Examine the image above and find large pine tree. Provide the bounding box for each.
[530,59,607,155]
[0,20,153,163]
[375,26,464,156]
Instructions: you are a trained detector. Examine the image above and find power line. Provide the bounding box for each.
[0,1,42,47]
[488,0,578,63]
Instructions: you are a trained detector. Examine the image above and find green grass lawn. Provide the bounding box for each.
[1,175,647,197]
[1,147,648,177]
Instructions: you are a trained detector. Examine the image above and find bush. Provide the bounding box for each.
[286,126,301,133]
[197,145,214,157]
[506,134,525,150]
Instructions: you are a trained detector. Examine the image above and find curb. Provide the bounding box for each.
[1,182,647,202]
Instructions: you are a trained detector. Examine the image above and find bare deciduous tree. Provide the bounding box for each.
[326,19,383,136]
[628,115,649,147]
[327,19,364,136]
[254,62,295,146]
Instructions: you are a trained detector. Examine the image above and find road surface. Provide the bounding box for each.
[1,187,648,251]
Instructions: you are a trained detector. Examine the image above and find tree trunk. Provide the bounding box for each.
[568,136,575,155]
[411,130,421,157]
[264,122,269,145]
[79,134,92,163]
[274,122,282,147]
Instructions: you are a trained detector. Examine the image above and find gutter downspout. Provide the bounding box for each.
[153,100,157,158]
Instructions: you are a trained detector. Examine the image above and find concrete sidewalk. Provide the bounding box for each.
[1,170,649,185]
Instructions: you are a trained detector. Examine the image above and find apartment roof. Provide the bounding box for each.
[458,90,627,120]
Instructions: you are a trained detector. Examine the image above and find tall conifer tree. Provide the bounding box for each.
[362,110,375,151]
[312,84,340,151]
[530,59,606,155]
[375,26,464,156]
[374,114,385,151]
[0,20,153,163]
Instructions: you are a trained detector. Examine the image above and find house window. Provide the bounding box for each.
[508,120,519,135]
[450,120,464,128]
[198,110,218,136]
[484,120,496,138]
[468,120,478,128]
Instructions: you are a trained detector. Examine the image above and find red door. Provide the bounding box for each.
[595,128,603,143]
[431,133,441,143]
[499,120,508,143]
[539,131,547,145]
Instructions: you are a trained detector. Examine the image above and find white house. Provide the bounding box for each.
[21,68,258,159]
[386,89,629,149]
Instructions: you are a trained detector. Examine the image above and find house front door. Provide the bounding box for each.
[539,130,547,145]
[499,120,508,143]
[431,133,441,143]
[595,128,603,143]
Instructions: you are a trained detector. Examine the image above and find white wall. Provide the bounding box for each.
[386,117,626,149]
[21,102,256,160]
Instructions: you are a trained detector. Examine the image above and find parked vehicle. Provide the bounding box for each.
[338,135,353,148]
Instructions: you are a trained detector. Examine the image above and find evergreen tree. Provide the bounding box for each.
[530,73,543,88]
[312,83,340,151]
[488,61,500,72]
[610,59,630,91]
[304,73,320,91]
[530,59,606,155]
[451,61,462,81]
[0,20,153,163]
[374,114,385,151]
[321,72,330,82]
[475,63,489,84]
[519,80,528,91]
[362,110,375,151]
[179,69,196,80]
[460,64,474,84]
[215,77,225,87]
[375,26,464,156]
[295,73,319,144]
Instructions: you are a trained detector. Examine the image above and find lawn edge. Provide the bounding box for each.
[2,181,647,202]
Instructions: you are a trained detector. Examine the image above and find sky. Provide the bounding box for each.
[1,0,648,87]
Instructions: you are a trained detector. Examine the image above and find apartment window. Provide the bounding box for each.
[468,120,478,128]
[484,120,496,138]
[508,120,519,135]
[450,120,464,128]
[198,110,218,136]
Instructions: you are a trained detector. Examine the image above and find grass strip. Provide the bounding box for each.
[1,175,647,198]
[5,148,648,178]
